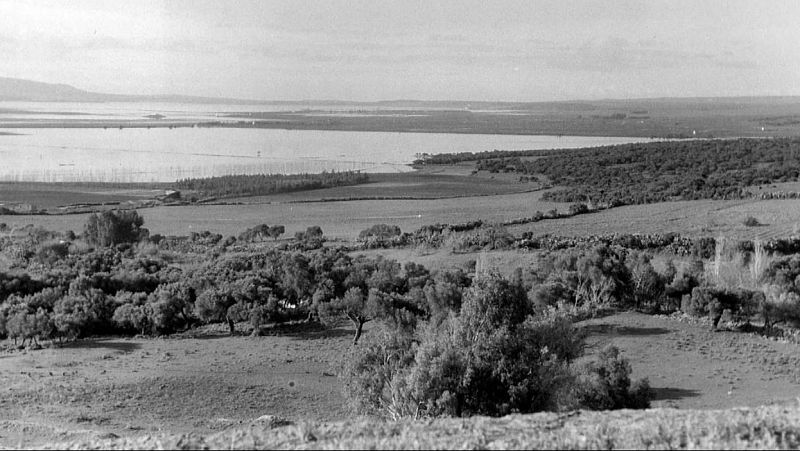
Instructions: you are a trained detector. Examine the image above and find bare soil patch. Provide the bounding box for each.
[4,311,800,448]
[579,311,800,410]
[0,323,352,448]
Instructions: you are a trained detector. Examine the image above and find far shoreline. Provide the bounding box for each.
[0,119,709,139]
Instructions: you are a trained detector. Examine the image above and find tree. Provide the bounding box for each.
[147,282,196,334]
[84,210,148,247]
[323,287,370,344]
[268,225,285,241]
[196,288,237,335]
[112,291,151,335]
[305,226,323,239]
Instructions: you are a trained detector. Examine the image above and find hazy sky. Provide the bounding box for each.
[1,0,799,101]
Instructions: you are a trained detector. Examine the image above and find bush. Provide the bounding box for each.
[359,224,401,240]
[682,287,762,328]
[743,216,761,227]
[35,241,70,265]
[568,203,590,216]
[573,345,652,410]
[761,285,800,332]
[342,273,586,418]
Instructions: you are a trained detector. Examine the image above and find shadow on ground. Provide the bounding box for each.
[60,339,141,353]
[651,387,702,401]
[581,324,671,337]
[263,322,354,341]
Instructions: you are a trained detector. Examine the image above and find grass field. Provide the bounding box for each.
[509,198,800,242]
[225,170,542,203]
[0,190,565,239]
[0,183,162,209]
[4,191,800,242]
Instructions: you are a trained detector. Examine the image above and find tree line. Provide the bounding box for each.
[174,170,369,199]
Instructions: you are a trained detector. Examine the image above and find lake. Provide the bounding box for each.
[0,102,658,183]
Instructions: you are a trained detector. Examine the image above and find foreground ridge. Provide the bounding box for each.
[48,402,800,450]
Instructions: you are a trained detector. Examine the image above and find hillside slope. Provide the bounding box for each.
[50,402,800,450]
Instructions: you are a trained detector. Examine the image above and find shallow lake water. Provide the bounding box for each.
[0,102,657,182]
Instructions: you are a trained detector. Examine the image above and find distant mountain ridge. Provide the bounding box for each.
[0,77,266,104]
[1,76,799,108]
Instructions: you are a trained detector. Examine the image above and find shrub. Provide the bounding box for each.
[293,226,325,249]
[359,224,401,240]
[743,216,761,227]
[342,273,587,419]
[682,287,762,328]
[761,285,800,332]
[268,225,285,241]
[573,345,652,410]
[568,203,590,216]
[35,240,70,265]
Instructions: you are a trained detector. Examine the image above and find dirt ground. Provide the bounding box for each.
[579,312,800,409]
[3,313,800,448]
[0,322,354,449]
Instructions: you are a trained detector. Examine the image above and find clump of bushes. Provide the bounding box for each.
[342,272,651,419]
[293,226,325,250]
[681,287,762,328]
[572,345,652,410]
[238,224,285,242]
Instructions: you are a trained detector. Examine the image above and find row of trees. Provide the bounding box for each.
[174,170,369,199]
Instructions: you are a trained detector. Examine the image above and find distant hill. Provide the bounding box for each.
[0,77,266,104]
[2,76,799,111]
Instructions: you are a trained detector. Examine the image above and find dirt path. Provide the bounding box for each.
[579,312,800,410]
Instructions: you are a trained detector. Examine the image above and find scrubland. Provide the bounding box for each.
[3,137,800,449]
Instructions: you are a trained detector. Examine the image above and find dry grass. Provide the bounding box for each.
[508,198,800,241]
[48,401,800,450]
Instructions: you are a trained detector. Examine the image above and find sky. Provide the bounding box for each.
[1,0,799,101]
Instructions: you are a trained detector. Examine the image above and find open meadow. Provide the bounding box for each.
[3,188,800,243]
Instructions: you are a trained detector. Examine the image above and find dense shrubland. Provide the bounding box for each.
[174,171,369,199]
[4,210,800,420]
[415,138,800,206]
